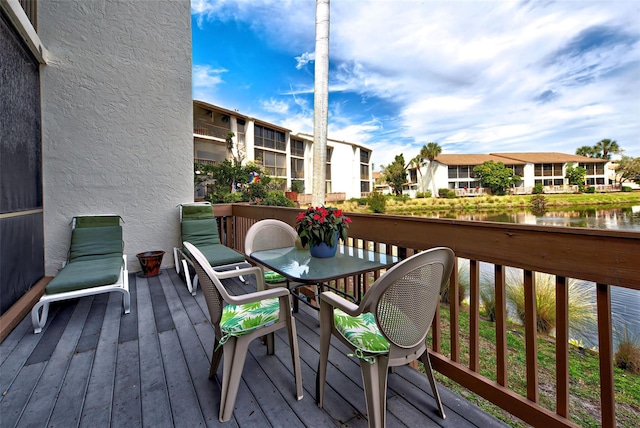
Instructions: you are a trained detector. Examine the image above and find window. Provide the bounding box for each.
[360,149,370,164]
[255,125,286,151]
[326,148,332,186]
[361,164,370,180]
[254,149,286,176]
[361,181,370,192]
[291,158,304,179]
[596,164,604,175]
[448,166,457,179]
[513,165,524,177]
[534,164,543,176]
[291,138,305,157]
[408,169,417,183]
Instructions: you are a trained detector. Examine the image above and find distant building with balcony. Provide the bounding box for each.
[193,100,372,201]
[408,152,611,196]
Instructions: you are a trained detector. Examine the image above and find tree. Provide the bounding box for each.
[381,154,407,196]
[594,138,621,160]
[473,161,521,195]
[576,145,597,158]
[420,142,442,196]
[615,156,640,184]
[312,0,330,206]
[565,164,587,186]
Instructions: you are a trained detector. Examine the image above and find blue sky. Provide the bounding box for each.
[191,0,640,170]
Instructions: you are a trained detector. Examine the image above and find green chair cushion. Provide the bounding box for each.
[197,244,246,266]
[221,297,280,336]
[264,270,286,283]
[69,226,123,262]
[46,256,123,294]
[334,309,390,354]
[74,215,121,228]
[181,219,221,247]
[182,205,214,220]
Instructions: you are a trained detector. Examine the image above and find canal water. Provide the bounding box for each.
[424,205,640,349]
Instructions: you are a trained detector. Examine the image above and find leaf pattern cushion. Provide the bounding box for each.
[221,297,280,336]
[264,270,286,284]
[334,309,390,354]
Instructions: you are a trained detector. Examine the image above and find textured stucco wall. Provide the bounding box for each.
[39,0,193,274]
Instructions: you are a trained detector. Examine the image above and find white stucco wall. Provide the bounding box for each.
[39,0,193,274]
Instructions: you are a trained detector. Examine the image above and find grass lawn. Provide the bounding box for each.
[424,305,640,427]
[340,191,640,214]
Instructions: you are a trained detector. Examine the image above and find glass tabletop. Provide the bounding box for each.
[249,245,398,284]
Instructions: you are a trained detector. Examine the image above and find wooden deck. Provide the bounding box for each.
[0,269,507,427]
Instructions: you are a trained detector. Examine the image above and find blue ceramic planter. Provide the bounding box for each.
[309,232,339,258]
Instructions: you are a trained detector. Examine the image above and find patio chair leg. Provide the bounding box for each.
[31,300,50,334]
[173,247,180,275]
[266,332,275,355]
[421,352,446,419]
[209,339,223,378]
[316,301,333,407]
[360,355,389,428]
[219,336,250,422]
[286,313,304,400]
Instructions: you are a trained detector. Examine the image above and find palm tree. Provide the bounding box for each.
[595,139,621,160]
[576,145,596,158]
[420,142,442,196]
[312,0,330,206]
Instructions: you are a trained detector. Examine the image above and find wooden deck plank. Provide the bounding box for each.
[0,269,507,428]
[48,350,94,427]
[17,297,91,426]
[135,275,172,426]
[79,290,124,427]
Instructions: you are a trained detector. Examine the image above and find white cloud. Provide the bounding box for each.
[261,98,290,115]
[192,0,640,168]
[193,65,226,88]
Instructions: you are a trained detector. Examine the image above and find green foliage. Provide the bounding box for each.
[380,154,407,196]
[438,188,456,198]
[532,183,544,194]
[615,326,640,374]
[529,195,547,211]
[263,190,295,207]
[622,186,633,192]
[290,179,305,193]
[295,206,351,247]
[368,191,387,213]
[473,161,521,195]
[505,270,596,335]
[415,191,432,198]
[565,165,587,185]
[616,155,640,184]
[392,194,410,202]
[441,260,469,305]
[585,186,595,193]
[576,139,622,160]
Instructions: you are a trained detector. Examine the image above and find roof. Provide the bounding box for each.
[490,152,607,164]
[434,154,526,166]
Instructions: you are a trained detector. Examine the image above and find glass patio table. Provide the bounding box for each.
[249,244,399,311]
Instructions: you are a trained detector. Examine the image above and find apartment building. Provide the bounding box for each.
[407,152,610,196]
[193,100,372,200]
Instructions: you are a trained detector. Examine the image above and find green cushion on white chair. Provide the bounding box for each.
[334,309,390,354]
[221,297,280,336]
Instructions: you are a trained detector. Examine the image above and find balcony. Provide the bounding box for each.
[1,205,638,427]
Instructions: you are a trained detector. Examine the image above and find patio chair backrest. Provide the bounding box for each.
[361,247,455,349]
[181,203,215,221]
[183,241,227,327]
[68,216,123,263]
[244,219,298,254]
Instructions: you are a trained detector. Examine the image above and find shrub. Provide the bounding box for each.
[438,188,456,198]
[441,260,469,305]
[415,191,432,198]
[585,186,595,193]
[530,195,547,211]
[263,190,296,207]
[532,183,544,194]
[505,269,596,335]
[615,326,640,374]
[368,191,387,213]
[622,186,632,192]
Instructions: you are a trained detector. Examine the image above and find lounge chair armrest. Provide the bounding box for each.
[226,286,290,306]
[320,291,361,316]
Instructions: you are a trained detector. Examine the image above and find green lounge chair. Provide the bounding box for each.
[31,215,130,334]
[173,202,250,295]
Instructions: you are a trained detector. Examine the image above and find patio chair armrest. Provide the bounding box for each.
[226,286,290,306]
[320,291,361,317]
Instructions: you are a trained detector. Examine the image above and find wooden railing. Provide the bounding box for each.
[211,203,639,428]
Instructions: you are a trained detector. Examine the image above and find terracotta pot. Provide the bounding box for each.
[136,250,165,277]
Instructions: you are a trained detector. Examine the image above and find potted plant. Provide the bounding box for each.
[295,206,351,257]
[285,180,304,202]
